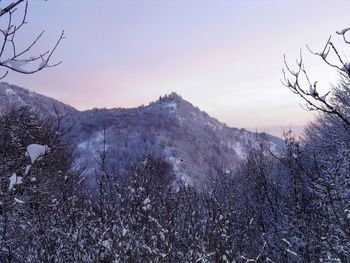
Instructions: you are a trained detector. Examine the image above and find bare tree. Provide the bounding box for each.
[282,27,350,261]
[0,0,64,79]
[282,27,350,127]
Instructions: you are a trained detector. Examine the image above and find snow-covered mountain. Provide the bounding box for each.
[0,83,283,186]
[0,82,77,117]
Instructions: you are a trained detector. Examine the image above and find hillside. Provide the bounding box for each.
[0,83,283,186]
[0,82,77,117]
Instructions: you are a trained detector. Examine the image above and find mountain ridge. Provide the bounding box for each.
[0,82,283,187]
[0,82,77,117]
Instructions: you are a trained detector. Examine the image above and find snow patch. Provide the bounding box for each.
[77,141,88,150]
[9,173,22,191]
[205,121,218,130]
[5,88,16,96]
[345,209,350,219]
[24,165,31,175]
[5,87,25,105]
[77,131,107,153]
[122,228,128,237]
[226,141,246,159]
[143,197,151,205]
[14,198,24,204]
[336,27,350,35]
[142,197,151,211]
[161,101,177,114]
[234,142,246,159]
[27,144,49,164]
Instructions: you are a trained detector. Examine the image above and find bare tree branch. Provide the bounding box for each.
[0,0,25,17]
[282,30,350,127]
[0,0,64,77]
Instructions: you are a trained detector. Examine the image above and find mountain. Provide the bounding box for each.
[0,82,77,117]
[0,82,283,187]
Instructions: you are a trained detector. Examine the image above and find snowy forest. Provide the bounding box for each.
[1,75,350,262]
[1,1,350,263]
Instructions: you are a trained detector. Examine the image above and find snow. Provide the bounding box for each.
[166,153,193,186]
[285,248,298,257]
[320,48,329,59]
[77,141,88,150]
[9,173,23,191]
[77,131,106,156]
[101,240,111,250]
[341,62,350,72]
[9,173,17,191]
[141,158,148,166]
[5,88,16,96]
[226,141,246,159]
[25,165,31,175]
[320,92,329,101]
[39,60,47,69]
[143,197,151,205]
[5,59,27,71]
[142,197,151,210]
[4,86,26,105]
[282,238,291,247]
[336,27,350,35]
[309,85,315,96]
[234,142,246,159]
[14,198,24,204]
[26,144,49,164]
[180,174,192,186]
[164,101,177,111]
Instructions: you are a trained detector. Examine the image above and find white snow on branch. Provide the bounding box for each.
[9,173,22,191]
[345,209,350,219]
[14,198,24,204]
[4,59,27,71]
[309,82,318,97]
[143,197,151,205]
[282,238,291,247]
[26,144,49,164]
[142,197,151,211]
[24,165,31,175]
[5,88,16,96]
[39,59,48,69]
[336,27,350,35]
[318,47,330,60]
[341,62,350,72]
[320,92,330,101]
[285,248,298,257]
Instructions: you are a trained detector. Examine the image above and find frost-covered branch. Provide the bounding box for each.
[282,28,350,127]
[0,0,63,79]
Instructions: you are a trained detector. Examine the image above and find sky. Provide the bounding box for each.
[4,0,350,136]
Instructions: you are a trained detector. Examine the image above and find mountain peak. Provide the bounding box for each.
[157,92,183,103]
[0,82,284,188]
[168,92,183,100]
[146,92,186,112]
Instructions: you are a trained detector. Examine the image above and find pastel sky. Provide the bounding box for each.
[5,0,350,136]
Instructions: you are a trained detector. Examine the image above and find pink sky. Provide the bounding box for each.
[5,0,350,136]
